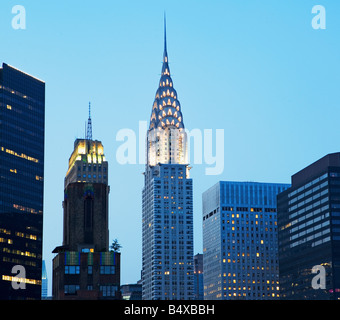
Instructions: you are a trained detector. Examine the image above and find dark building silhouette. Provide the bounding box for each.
[194,254,203,300]
[0,63,45,300]
[63,182,109,252]
[278,153,340,299]
[121,283,142,300]
[52,107,120,300]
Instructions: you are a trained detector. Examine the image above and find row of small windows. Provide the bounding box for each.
[0,146,39,163]
[78,165,106,172]
[64,265,115,274]
[64,285,118,296]
[159,80,173,88]
[78,174,107,179]
[204,207,277,221]
[288,183,328,206]
[0,84,44,106]
[288,173,328,198]
[290,229,330,248]
[0,228,37,239]
[289,211,329,234]
[2,247,37,258]
[222,293,279,299]
[2,256,38,267]
[289,194,328,214]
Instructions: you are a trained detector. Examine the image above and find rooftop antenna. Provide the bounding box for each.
[164,12,167,56]
[86,102,92,141]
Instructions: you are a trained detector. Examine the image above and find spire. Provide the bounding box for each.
[164,13,167,59]
[162,13,170,76]
[148,17,185,131]
[86,102,92,141]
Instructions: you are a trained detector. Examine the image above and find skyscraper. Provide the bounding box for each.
[202,181,290,300]
[277,152,340,300]
[194,253,204,300]
[52,107,120,300]
[41,260,48,299]
[0,63,45,300]
[142,20,194,300]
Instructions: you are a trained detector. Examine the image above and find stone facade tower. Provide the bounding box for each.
[52,108,120,300]
[62,138,109,253]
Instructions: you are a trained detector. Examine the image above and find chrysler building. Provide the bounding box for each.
[142,19,194,300]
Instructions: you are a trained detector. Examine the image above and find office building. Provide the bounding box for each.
[142,20,194,300]
[52,108,120,300]
[41,260,48,298]
[277,152,340,300]
[121,283,142,300]
[202,181,290,300]
[0,63,45,300]
[194,253,204,300]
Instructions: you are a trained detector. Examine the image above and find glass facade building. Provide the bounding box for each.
[0,63,45,300]
[277,153,340,300]
[202,181,290,300]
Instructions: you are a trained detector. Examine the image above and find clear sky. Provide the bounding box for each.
[1,0,340,296]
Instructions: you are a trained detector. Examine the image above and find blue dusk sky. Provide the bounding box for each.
[0,0,339,296]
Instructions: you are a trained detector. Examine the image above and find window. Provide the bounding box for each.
[88,266,93,274]
[64,285,79,294]
[100,266,115,274]
[65,265,80,274]
[100,285,117,297]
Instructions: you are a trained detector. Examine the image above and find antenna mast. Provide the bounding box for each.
[86,102,92,141]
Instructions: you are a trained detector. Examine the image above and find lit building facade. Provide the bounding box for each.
[142,22,194,300]
[277,153,340,300]
[202,181,290,300]
[0,63,45,300]
[52,110,120,300]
